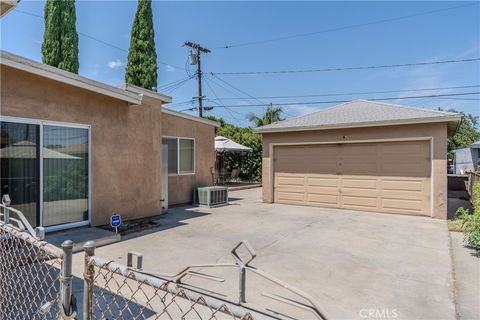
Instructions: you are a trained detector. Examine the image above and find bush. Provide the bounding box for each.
[216,124,262,182]
[459,182,480,249]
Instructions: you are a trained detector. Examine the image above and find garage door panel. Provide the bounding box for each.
[306,194,340,206]
[342,177,379,190]
[381,198,423,212]
[306,186,339,196]
[276,191,304,203]
[275,175,305,187]
[273,141,431,216]
[382,179,425,192]
[342,195,378,209]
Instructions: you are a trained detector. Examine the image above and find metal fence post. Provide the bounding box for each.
[239,265,247,304]
[2,194,11,224]
[83,241,96,320]
[61,240,74,317]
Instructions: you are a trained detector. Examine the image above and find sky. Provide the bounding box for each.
[1,1,479,126]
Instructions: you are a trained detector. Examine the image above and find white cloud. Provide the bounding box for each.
[164,65,175,72]
[287,104,322,117]
[107,59,124,69]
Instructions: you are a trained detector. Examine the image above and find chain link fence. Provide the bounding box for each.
[0,223,65,319]
[85,255,258,320]
[1,200,327,320]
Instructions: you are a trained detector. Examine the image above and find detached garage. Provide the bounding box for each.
[254,100,462,219]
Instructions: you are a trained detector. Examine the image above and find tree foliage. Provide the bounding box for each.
[42,0,79,73]
[126,0,158,90]
[247,104,284,127]
[442,109,480,158]
[207,116,262,181]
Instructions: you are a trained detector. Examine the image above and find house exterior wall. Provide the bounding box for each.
[162,112,216,205]
[1,65,165,226]
[261,122,449,219]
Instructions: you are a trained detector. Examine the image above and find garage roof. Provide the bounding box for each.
[253,100,462,135]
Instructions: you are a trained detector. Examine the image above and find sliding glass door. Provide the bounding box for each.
[0,118,90,230]
[43,125,89,226]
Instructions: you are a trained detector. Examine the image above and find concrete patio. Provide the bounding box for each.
[71,187,456,320]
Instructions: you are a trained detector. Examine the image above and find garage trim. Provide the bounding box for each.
[268,136,434,217]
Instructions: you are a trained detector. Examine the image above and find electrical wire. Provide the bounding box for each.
[206,84,480,101]
[210,58,480,75]
[15,9,186,71]
[202,75,251,122]
[217,2,478,49]
[205,92,480,108]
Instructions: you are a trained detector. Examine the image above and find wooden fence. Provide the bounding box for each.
[467,171,480,206]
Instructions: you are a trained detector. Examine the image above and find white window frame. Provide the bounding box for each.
[162,136,195,176]
[0,115,91,232]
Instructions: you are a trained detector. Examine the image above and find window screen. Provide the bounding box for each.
[179,139,194,173]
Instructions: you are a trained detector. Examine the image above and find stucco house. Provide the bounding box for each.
[253,100,463,219]
[452,141,480,174]
[0,50,219,231]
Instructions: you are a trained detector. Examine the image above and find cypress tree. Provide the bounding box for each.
[126,0,158,90]
[58,0,79,73]
[41,0,62,68]
[42,0,79,74]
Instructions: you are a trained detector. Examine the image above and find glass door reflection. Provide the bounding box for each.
[0,122,40,227]
[42,125,89,226]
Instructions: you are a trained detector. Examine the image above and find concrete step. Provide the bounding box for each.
[45,227,121,253]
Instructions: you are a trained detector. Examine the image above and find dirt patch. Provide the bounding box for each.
[448,219,464,232]
[99,218,161,236]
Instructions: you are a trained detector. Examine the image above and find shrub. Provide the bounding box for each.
[460,182,480,249]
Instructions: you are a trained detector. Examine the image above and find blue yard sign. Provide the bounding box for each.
[110,214,122,232]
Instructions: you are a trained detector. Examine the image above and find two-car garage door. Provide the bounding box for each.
[273,140,431,216]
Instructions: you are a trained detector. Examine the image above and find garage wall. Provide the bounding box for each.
[262,123,448,219]
[162,112,216,205]
[1,66,164,225]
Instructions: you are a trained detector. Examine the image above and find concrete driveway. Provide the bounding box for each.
[73,188,455,320]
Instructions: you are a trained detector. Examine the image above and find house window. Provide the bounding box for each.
[162,137,195,175]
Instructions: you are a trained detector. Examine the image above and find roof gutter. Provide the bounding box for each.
[253,115,463,134]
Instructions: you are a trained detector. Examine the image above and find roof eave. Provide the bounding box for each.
[122,84,172,104]
[162,108,221,127]
[1,51,142,105]
[253,116,463,134]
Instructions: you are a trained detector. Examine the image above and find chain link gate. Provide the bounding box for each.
[0,203,75,319]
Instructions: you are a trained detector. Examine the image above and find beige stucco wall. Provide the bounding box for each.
[162,112,216,205]
[1,65,166,226]
[261,122,448,219]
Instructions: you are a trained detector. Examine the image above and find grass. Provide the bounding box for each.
[448,219,464,232]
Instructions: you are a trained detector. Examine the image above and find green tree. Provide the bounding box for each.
[442,109,480,159]
[247,104,284,127]
[126,0,158,90]
[203,115,225,128]
[217,123,262,181]
[42,0,79,73]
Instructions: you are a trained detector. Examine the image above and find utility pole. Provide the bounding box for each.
[185,41,210,117]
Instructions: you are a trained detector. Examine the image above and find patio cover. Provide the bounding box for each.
[215,136,252,152]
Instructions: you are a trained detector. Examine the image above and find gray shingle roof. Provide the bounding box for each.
[253,100,462,133]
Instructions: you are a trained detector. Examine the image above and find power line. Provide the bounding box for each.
[217,2,478,49]
[207,92,480,108]
[211,57,480,75]
[206,84,480,100]
[15,9,186,70]
[202,76,253,121]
